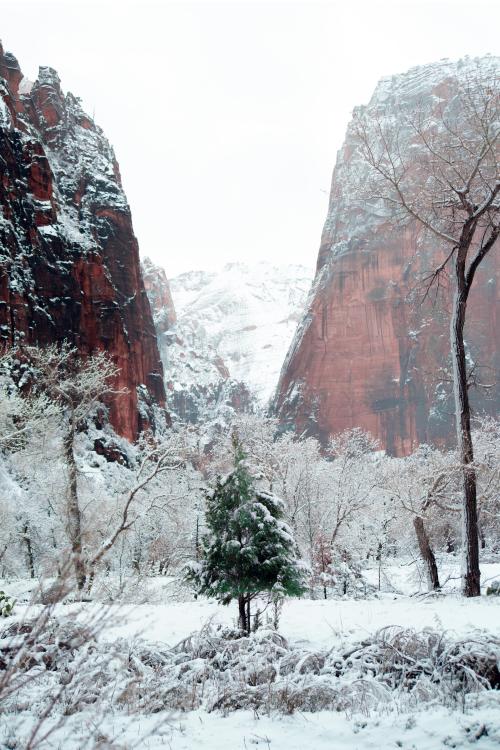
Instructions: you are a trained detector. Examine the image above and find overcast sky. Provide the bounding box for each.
[1,0,499,276]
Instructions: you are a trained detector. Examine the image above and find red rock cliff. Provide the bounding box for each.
[0,43,166,440]
[274,57,499,456]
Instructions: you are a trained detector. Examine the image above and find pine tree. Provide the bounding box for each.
[186,443,306,633]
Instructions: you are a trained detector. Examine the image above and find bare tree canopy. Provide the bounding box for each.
[353,61,499,264]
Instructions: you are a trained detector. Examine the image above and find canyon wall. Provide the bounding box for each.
[274,57,499,455]
[0,44,166,440]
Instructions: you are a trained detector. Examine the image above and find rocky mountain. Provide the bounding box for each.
[144,261,313,425]
[273,57,500,456]
[142,257,177,336]
[0,43,165,440]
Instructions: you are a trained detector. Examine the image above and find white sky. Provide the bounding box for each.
[1,0,499,276]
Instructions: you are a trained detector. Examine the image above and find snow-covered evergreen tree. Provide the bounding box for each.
[186,442,307,632]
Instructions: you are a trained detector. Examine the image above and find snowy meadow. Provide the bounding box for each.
[1,572,500,749]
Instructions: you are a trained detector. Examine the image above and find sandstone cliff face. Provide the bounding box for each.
[274,58,499,456]
[0,44,166,440]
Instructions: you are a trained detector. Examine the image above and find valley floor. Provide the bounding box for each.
[57,698,500,750]
[1,563,499,749]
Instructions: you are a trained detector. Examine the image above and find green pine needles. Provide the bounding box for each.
[186,443,307,633]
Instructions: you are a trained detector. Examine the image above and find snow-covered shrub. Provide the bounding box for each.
[487,581,500,596]
[129,624,499,715]
[0,605,131,747]
[1,606,498,747]
[96,624,500,716]
[0,591,15,617]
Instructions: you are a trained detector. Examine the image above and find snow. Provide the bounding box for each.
[0,85,11,128]
[168,261,313,406]
[95,583,500,651]
[18,76,33,95]
[6,697,500,750]
[108,702,500,750]
[3,577,500,749]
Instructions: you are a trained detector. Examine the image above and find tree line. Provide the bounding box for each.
[0,344,498,609]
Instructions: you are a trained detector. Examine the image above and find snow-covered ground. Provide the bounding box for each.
[78,699,500,750]
[7,561,500,647]
[96,586,500,653]
[2,562,500,749]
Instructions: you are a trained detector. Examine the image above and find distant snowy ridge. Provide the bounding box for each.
[143,260,313,425]
[170,261,313,404]
[369,54,499,107]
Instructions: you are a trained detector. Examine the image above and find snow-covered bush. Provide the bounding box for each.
[0,591,15,617]
[2,608,498,746]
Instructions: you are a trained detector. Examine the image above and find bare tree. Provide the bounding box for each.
[86,432,186,590]
[380,445,461,591]
[354,62,499,596]
[326,428,381,548]
[471,416,500,551]
[0,351,58,450]
[18,344,122,591]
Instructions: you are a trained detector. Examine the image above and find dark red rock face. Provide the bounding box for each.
[274,59,499,456]
[0,44,166,440]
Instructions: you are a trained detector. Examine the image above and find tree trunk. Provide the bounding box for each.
[451,281,480,597]
[413,516,440,591]
[64,415,86,591]
[86,567,95,595]
[478,518,486,550]
[23,521,35,579]
[132,544,141,573]
[195,516,200,561]
[376,541,382,591]
[238,595,248,633]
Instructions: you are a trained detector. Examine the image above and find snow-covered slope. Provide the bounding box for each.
[143,260,313,427]
[170,262,313,404]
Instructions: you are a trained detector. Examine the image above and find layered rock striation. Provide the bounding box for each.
[274,57,499,455]
[0,44,166,440]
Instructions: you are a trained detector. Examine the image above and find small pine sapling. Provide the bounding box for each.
[186,441,307,633]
